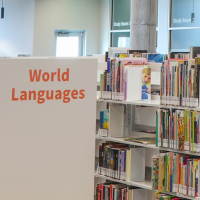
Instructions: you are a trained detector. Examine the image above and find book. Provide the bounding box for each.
[190,46,200,58]
[142,66,151,100]
[147,53,167,63]
[152,155,159,190]
[123,137,156,144]
[127,50,147,57]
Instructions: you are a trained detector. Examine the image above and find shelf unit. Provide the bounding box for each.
[95,98,200,200]
[97,99,200,110]
[95,174,152,190]
[95,174,200,200]
[96,135,157,149]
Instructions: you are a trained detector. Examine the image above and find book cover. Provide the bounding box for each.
[148,54,166,63]
[158,153,166,192]
[142,67,151,100]
[152,155,159,190]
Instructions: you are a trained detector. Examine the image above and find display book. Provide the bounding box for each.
[100,57,152,101]
[160,57,200,107]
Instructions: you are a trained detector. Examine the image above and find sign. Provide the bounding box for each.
[0,58,97,200]
[112,0,130,30]
[171,0,200,27]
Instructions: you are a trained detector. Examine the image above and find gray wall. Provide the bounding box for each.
[0,0,35,57]
[33,0,101,56]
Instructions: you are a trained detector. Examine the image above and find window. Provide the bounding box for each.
[110,0,131,47]
[55,31,86,57]
[170,0,200,52]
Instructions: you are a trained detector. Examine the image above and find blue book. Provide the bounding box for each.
[100,111,104,129]
[148,53,166,63]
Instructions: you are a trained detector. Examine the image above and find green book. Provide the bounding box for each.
[192,111,194,152]
[100,74,104,99]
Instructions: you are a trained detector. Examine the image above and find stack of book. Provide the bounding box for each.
[153,153,200,198]
[96,182,146,200]
[160,58,200,107]
[100,58,152,101]
[154,192,187,200]
[98,142,145,182]
[156,109,200,153]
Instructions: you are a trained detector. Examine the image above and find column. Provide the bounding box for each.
[130,0,157,53]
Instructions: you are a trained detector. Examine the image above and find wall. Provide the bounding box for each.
[99,0,110,54]
[0,0,35,57]
[33,0,101,56]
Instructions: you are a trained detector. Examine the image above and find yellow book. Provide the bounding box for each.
[126,149,131,182]
[158,153,166,192]
[167,154,170,192]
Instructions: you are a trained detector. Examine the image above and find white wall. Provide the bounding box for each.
[0,0,35,57]
[99,0,110,55]
[33,0,101,56]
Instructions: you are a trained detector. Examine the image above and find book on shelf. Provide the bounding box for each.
[147,54,168,63]
[123,137,156,145]
[156,152,200,198]
[127,50,147,58]
[95,182,146,200]
[99,57,152,101]
[169,52,190,59]
[152,155,159,190]
[98,142,145,182]
[156,108,200,153]
[190,46,200,59]
[160,58,200,107]
[154,192,184,199]
[108,47,131,58]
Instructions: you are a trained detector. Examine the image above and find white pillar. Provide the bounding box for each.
[130,0,157,53]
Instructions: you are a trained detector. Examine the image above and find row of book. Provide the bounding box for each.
[107,46,200,61]
[98,142,145,182]
[156,109,200,153]
[154,192,189,200]
[96,182,190,200]
[152,153,200,198]
[100,58,151,101]
[96,182,146,200]
[160,58,200,107]
[108,48,167,62]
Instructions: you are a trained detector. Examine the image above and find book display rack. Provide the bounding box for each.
[95,53,200,200]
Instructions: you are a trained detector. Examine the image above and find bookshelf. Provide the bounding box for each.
[95,57,200,200]
[95,174,152,190]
